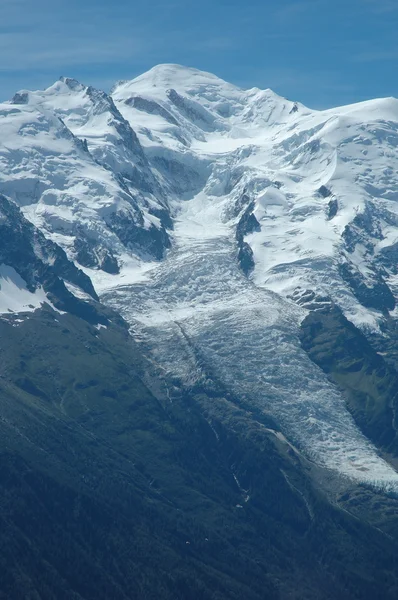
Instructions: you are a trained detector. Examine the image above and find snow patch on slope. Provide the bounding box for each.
[0,265,50,315]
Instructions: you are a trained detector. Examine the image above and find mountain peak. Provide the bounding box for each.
[113,63,240,96]
[58,76,85,91]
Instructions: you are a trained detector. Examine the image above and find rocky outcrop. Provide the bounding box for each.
[236,201,261,275]
[124,95,179,126]
[0,195,112,324]
[0,195,95,298]
[339,261,395,312]
[108,210,171,260]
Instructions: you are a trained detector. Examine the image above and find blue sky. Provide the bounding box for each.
[1,0,398,108]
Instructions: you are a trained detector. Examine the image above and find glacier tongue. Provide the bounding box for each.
[102,191,398,490]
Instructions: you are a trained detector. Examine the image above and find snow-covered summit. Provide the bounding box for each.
[114,63,230,93]
[113,64,306,142]
[3,64,398,321]
[13,75,151,178]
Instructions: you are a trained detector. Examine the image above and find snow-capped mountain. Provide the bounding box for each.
[113,65,398,331]
[3,64,398,490]
[0,193,112,325]
[1,83,171,274]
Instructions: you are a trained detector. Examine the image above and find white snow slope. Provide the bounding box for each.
[0,265,50,315]
[4,64,398,489]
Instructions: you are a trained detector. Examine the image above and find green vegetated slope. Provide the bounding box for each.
[300,306,398,454]
[1,306,398,599]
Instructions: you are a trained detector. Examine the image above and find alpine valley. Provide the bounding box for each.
[2,64,398,599]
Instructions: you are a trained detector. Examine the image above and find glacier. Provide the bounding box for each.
[102,185,398,490]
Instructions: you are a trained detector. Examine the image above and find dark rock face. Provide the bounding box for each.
[59,76,84,91]
[318,185,332,198]
[237,242,255,275]
[100,252,120,274]
[0,195,96,299]
[319,186,338,219]
[108,210,171,260]
[300,305,398,453]
[150,206,174,231]
[327,198,338,219]
[11,91,29,104]
[0,194,113,325]
[73,236,102,271]
[45,278,109,325]
[379,242,398,275]
[343,205,383,254]
[339,261,395,312]
[236,201,261,275]
[125,95,179,126]
[73,236,120,275]
[337,202,398,313]
[230,191,251,218]
[236,202,261,241]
